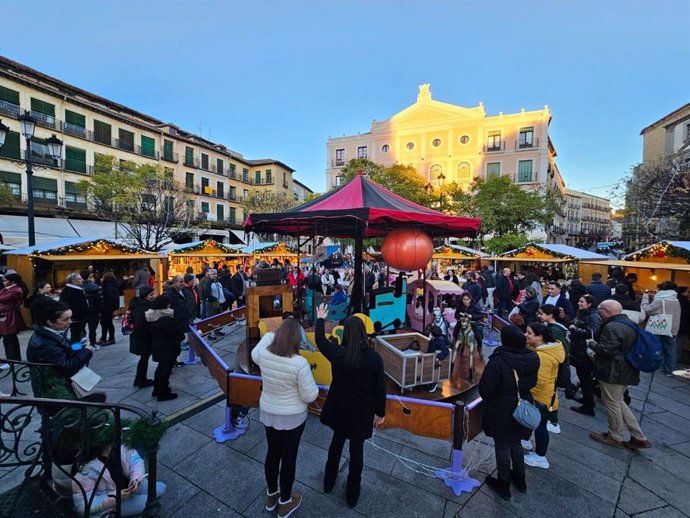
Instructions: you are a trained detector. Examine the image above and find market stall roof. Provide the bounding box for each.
[167,240,247,257]
[244,241,299,257]
[433,244,488,259]
[410,278,466,295]
[487,243,610,263]
[623,241,690,263]
[244,172,481,239]
[579,259,690,272]
[3,237,159,261]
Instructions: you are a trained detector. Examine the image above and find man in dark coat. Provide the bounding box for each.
[586,272,611,306]
[128,287,155,388]
[165,275,191,336]
[544,282,575,321]
[230,264,247,308]
[495,268,517,319]
[589,300,651,449]
[478,325,539,500]
[80,270,102,346]
[59,272,89,342]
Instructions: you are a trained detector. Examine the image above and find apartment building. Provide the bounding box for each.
[292,178,314,203]
[0,56,301,244]
[565,188,611,246]
[325,84,567,241]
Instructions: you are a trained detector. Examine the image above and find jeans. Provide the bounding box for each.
[264,421,306,502]
[658,335,677,374]
[2,334,21,361]
[534,413,550,457]
[325,430,365,487]
[599,380,647,442]
[493,439,524,482]
[485,288,495,310]
[119,479,167,517]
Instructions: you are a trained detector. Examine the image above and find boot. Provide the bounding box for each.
[346,481,360,508]
[485,475,511,501]
[323,469,338,494]
[510,470,526,493]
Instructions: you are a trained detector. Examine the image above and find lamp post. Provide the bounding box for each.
[0,112,63,246]
[437,172,446,212]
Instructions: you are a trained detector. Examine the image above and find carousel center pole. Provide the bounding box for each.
[350,222,364,315]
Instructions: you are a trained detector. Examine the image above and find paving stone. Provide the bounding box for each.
[159,423,212,468]
[646,381,690,406]
[183,404,227,437]
[545,449,622,504]
[375,426,452,460]
[618,477,667,515]
[628,455,690,512]
[643,413,690,445]
[635,443,690,483]
[167,489,242,518]
[633,505,688,518]
[670,440,690,459]
[647,392,690,420]
[444,500,462,518]
[456,490,520,518]
[155,464,201,518]
[548,431,628,481]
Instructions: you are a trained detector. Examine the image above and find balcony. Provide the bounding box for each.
[64,159,88,175]
[515,138,540,151]
[227,192,237,201]
[0,100,20,118]
[162,150,179,163]
[228,170,237,180]
[64,122,89,139]
[197,184,215,197]
[95,134,117,148]
[514,171,539,184]
[30,110,58,130]
[197,211,218,222]
[484,142,505,153]
[136,145,159,160]
[23,150,60,168]
[332,159,346,167]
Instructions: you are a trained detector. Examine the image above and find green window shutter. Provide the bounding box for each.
[217,205,224,220]
[229,208,236,224]
[33,177,58,190]
[0,86,20,105]
[255,171,261,184]
[185,147,194,165]
[94,120,112,144]
[65,146,87,173]
[65,181,80,194]
[517,160,533,182]
[0,171,21,184]
[185,172,194,187]
[141,135,155,157]
[0,131,20,159]
[201,202,209,213]
[487,162,500,178]
[118,129,134,151]
[64,110,86,127]
[30,98,55,116]
[163,140,173,159]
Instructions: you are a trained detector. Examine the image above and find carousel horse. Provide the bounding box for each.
[453,312,477,381]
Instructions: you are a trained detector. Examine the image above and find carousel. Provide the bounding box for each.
[165,240,248,278]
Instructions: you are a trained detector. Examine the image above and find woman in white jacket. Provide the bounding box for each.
[641,281,682,375]
[251,318,318,518]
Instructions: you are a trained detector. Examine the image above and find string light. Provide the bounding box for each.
[169,240,244,255]
[627,241,688,262]
[29,239,145,257]
[252,242,298,256]
[500,243,576,261]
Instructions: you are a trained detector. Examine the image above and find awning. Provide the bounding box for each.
[579,260,690,272]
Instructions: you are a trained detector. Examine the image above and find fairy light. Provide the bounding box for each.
[628,241,688,262]
[28,239,145,258]
[170,240,243,255]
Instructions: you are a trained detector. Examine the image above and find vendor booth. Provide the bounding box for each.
[3,237,161,322]
[432,244,487,272]
[244,241,299,265]
[166,240,248,279]
[486,243,610,280]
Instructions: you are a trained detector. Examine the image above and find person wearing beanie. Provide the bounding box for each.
[128,286,156,388]
[478,325,540,501]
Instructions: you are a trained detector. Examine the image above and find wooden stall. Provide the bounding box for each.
[432,244,487,272]
[166,240,248,279]
[244,241,299,265]
[3,237,160,323]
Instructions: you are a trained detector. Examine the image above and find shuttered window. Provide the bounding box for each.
[216,158,224,175]
[0,171,21,197]
[517,160,533,183]
[65,146,87,173]
[255,171,261,184]
[32,176,58,203]
[0,86,20,105]
[141,135,156,158]
[65,181,86,205]
[163,140,174,160]
[229,207,236,224]
[184,147,194,166]
[65,110,85,128]
[217,204,224,221]
[30,98,55,116]
[118,129,134,151]
[0,131,20,159]
[93,120,112,145]
[201,153,209,170]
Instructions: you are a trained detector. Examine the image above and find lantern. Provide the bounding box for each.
[381,228,434,271]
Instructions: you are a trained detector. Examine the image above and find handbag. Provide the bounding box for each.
[511,369,542,430]
[646,300,674,337]
[70,366,102,399]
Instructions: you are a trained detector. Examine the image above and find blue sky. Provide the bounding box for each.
[2,0,688,202]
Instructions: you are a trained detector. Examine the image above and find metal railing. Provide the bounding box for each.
[484,142,505,153]
[332,159,346,167]
[515,137,540,150]
[31,110,59,130]
[23,150,61,168]
[63,123,89,139]
[0,100,20,118]
[161,151,179,163]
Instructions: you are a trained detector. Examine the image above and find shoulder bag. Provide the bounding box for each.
[511,369,542,430]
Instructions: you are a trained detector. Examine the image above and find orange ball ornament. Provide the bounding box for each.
[381,228,434,271]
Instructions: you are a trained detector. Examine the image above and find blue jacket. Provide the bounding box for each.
[428,335,450,361]
[464,281,483,304]
[586,281,611,306]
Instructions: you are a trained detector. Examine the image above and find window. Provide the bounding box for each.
[405,141,415,150]
[163,168,174,189]
[487,131,502,151]
[457,162,471,185]
[242,168,249,182]
[163,140,174,161]
[243,189,249,201]
[431,138,442,148]
[665,126,675,156]
[184,146,195,166]
[65,146,87,174]
[518,127,534,148]
[266,169,272,183]
[64,110,86,138]
[217,158,224,175]
[430,164,443,181]
[229,186,236,200]
[229,207,236,224]
[65,181,86,206]
[164,196,174,214]
[93,120,112,146]
[201,153,209,170]
[32,177,58,204]
[335,148,345,166]
[255,171,261,184]
[30,98,56,128]
[0,86,20,117]
[201,201,209,213]
[381,144,390,153]
[217,181,224,198]
[201,177,210,195]
[30,137,59,166]
[283,172,287,188]
[459,135,470,145]
[517,160,533,182]
[357,146,368,159]
[217,204,224,221]
[141,136,156,158]
[228,163,236,178]
[185,172,194,189]
[0,171,21,197]
[0,130,20,159]
[118,129,134,151]
[487,162,501,178]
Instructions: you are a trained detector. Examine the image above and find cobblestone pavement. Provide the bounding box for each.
[3,321,689,517]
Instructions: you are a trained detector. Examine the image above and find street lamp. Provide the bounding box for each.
[437,172,446,212]
[4,111,64,246]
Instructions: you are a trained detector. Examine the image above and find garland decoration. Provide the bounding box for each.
[626,241,690,262]
[498,243,577,261]
[170,240,244,255]
[122,414,169,451]
[252,242,298,255]
[29,239,146,257]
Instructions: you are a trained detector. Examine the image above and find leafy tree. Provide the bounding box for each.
[78,155,196,251]
[243,190,299,214]
[0,184,17,206]
[483,232,531,255]
[338,159,430,205]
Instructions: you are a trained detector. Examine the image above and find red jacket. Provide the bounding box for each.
[0,284,26,335]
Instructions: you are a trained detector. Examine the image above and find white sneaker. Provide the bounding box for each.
[428,383,438,393]
[521,439,533,450]
[547,422,561,434]
[524,452,549,469]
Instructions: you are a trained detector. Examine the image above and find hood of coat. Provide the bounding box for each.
[494,346,539,371]
[654,289,678,301]
[145,308,174,322]
[533,341,566,363]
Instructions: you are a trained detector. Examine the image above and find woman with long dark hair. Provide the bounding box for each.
[315,303,386,508]
[569,294,602,416]
[0,272,28,360]
[251,317,318,518]
[25,281,53,322]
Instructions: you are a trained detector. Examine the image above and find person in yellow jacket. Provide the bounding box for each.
[523,322,565,469]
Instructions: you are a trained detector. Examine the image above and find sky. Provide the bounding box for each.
[2,0,688,204]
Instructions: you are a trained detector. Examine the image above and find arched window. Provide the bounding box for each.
[457,162,471,185]
[430,164,443,182]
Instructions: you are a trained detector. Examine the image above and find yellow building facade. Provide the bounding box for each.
[0,56,300,243]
